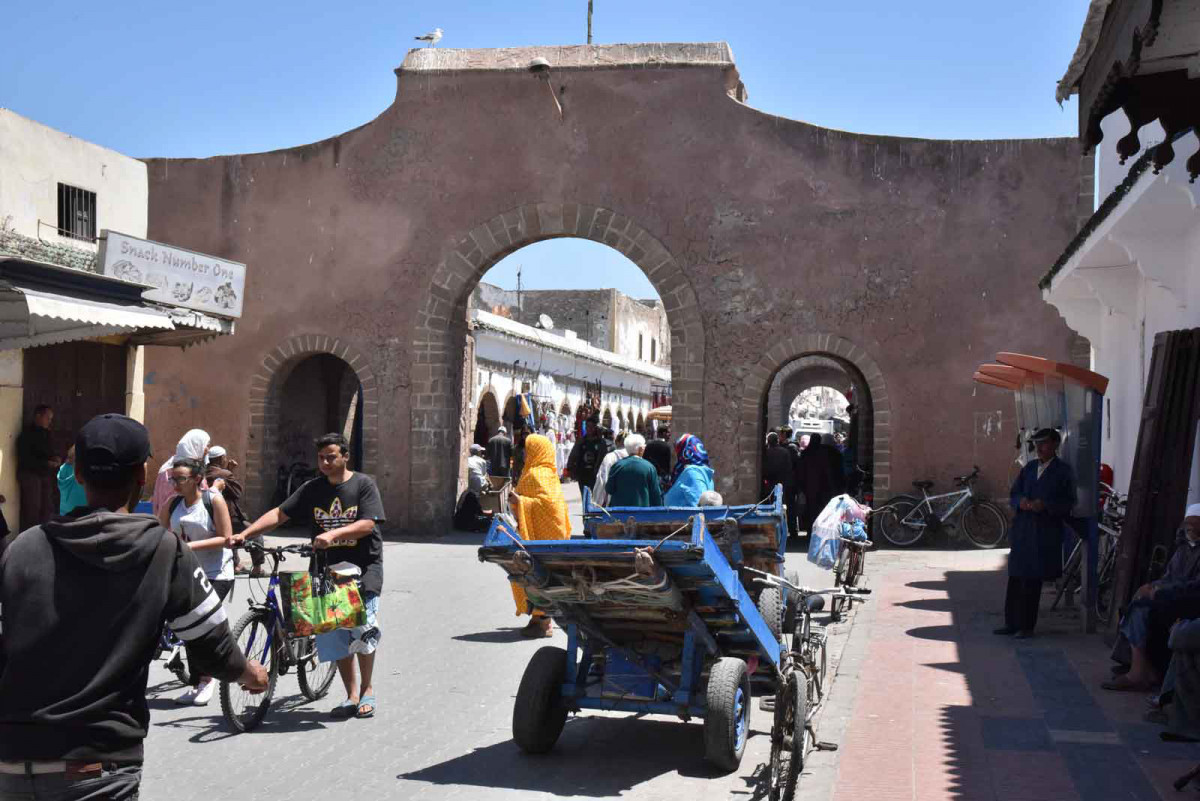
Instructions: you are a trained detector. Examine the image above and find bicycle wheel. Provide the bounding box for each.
[768,670,806,801]
[876,498,924,547]
[1051,543,1082,610]
[296,636,338,701]
[219,610,280,733]
[960,501,1008,549]
[1096,549,1118,625]
[845,547,864,588]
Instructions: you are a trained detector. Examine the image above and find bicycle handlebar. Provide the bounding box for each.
[746,567,869,600]
[237,541,314,558]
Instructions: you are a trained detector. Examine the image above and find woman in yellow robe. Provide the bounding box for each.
[508,433,572,637]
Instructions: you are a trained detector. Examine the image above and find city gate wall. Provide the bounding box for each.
[139,43,1085,529]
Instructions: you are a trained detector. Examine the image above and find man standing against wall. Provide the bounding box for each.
[487,426,513,479]
[17,404,60,532]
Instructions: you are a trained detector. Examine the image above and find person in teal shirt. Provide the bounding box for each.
[663,434,716,506]
[57,445,88,515]
[605,435,663,507]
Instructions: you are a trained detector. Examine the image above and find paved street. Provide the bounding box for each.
[139,485,858,800]
[140,495,1192,800]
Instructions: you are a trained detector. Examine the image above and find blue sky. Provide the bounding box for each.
[3,1,1091,297]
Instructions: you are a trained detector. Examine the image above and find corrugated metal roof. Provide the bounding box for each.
[0,285,174,350]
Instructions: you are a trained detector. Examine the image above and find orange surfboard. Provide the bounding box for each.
[995,352,1109,395]
[973,371,1021,391]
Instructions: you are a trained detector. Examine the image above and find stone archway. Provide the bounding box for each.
[737,333,890,502]
[244,334,380,515]
[474,390,500,447]
[408,203,706,529]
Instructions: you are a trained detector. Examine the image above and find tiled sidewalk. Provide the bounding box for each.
[830,550,1200,801]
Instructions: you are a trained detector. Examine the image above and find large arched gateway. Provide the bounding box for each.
[142,43,1087,532]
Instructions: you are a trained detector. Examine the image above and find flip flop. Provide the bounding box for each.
[330,698,358,719]
[356,695,376,719]
[1101,676,1155,692]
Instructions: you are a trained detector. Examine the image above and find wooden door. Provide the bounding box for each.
[22,342,127,460]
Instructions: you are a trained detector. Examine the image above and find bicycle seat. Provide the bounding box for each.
[912,480,935,490]
[805,595,826,613]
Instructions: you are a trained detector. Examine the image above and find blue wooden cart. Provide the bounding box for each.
[478,486,806,775]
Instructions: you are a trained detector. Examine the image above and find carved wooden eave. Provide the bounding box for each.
[1058,0,1200,181]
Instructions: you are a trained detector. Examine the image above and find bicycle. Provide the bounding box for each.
[831,532,872,621]
[218,542,339,732]
[1051,483,1125,617]
[875,466,1009,549]
[748,568,868,801]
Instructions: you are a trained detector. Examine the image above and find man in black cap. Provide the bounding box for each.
[995,427,1076,638]
[0,414,267,799]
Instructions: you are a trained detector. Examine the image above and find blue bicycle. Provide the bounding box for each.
[219,542,338,732]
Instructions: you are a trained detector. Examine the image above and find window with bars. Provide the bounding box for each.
[651,338,657,362]
[57,183,97,241]
[638,333,644,360]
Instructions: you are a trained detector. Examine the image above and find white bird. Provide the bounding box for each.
[415,28,443,47]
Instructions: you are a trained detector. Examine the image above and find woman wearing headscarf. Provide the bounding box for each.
[151,429,211,515]
[663,434,715,507]
[507,434,572,637]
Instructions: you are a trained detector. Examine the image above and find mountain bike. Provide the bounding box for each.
[875,466,1008,549]
[219,542,338,732]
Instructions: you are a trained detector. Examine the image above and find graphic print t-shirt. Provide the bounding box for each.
[280,472,386,595]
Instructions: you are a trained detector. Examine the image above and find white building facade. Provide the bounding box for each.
[468,309,670,445]
[1042,116,1200,493]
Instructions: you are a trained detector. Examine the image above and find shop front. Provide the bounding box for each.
[0,231,244,527]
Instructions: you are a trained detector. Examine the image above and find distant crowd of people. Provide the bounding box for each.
[761,425,850,537]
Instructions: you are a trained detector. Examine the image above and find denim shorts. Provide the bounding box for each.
[315,592,380,662]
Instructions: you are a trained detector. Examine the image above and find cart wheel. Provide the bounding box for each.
[769,670,807,801]
[758,585,785,641]
[704,657,751,772]
[783,570,800,633]
[513,646,569,754]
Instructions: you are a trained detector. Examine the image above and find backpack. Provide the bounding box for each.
[168,490,216,533]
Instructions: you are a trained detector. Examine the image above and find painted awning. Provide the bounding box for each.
[0,285,175,350]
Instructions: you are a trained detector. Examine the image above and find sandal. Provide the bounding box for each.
[356,695,376,719]
[330,698,358,719]
[1101,676,1156,692]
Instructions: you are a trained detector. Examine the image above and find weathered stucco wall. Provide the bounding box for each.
[142,43,1082,530]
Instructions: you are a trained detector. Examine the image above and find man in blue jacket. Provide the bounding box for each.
[995,428,1076,638]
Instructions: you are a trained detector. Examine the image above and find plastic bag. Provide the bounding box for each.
[807,494,870,569]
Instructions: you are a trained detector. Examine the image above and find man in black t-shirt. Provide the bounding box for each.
[237,433,386,719]
[568,422,608,498]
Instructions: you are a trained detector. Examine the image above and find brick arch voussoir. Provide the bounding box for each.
[410,202,707,531]
[244,334,380,515]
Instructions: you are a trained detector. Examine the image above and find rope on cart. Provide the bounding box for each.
[733,491,777,523]
[536,566,677,607]
[652,520,692,550]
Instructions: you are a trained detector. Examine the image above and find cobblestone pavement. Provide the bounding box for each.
[139,484,864,800]
[827,547,1196,801]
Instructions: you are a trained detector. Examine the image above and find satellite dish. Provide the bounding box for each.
[538,313,555,330]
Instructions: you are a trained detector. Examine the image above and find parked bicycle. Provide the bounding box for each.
[747,568,868,801]
[219,542,338,732]
[1052,483,1126,620]
[875,466,1008,549]
[831,531,872,621]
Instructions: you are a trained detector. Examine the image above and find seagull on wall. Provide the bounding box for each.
[415,28,443,47]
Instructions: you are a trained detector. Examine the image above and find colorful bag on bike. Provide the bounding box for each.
[283,571,366,636]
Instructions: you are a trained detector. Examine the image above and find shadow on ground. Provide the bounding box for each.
[399,715,771,797]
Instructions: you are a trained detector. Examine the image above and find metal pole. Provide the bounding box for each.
[587,0,594,44]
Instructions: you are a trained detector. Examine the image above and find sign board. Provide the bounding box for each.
[97,230,245,318]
